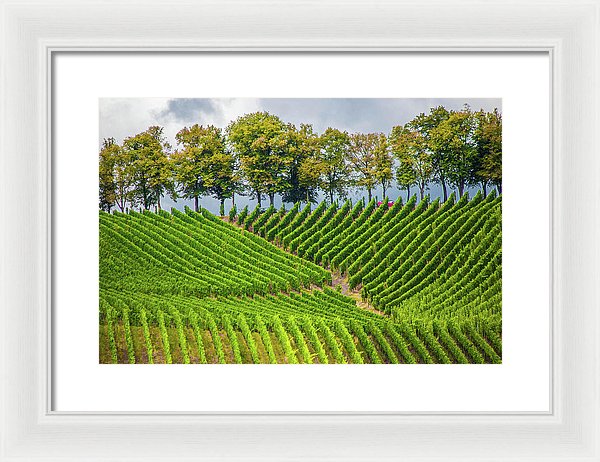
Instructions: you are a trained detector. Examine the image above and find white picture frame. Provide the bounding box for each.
[1,0,598,460]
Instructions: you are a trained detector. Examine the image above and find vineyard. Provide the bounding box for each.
[99,192,502,364]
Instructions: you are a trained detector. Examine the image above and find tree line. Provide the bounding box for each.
[99,104,501,214]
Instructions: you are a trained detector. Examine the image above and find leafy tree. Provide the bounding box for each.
[203,148,236,215]
[226,112,289,207]
[348,133,386,201]
[389,125,433,200]
[389,126,417,200]
[372,133,393,198]
[411,106,451,200]
[298,155,324,204]
[318,128,352,204]
[123,126,172,211]
[430,106,477,197]
[173,125,211,211]
[473,108,502,195]
[99,138,135,212]
[99,138,119,212]
[278,123,321,204]
[229,154,246,207]
[173,124,236,213]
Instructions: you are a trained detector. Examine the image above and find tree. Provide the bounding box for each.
[123,126,172,211]
[389,126,416,200]
[372,133,393,199]
[318,128,352,204]
[298,155,324,204]
[473,108,502,196]
[411,106,451,200]
[172,124,232,212]
[277,123,321,204]
[99,138,135,212]
[389,125,432,200]
[430,106,477,198]
[202,148,237,216]
[348,133,384,201]
[99,138,118,212]
[226,112,289,207]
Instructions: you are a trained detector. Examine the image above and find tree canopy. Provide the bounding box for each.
[99,105,502,214]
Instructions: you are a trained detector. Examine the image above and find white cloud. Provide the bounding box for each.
[100,97,502,150]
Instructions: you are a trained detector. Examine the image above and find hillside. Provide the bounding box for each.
[99,193,502,364]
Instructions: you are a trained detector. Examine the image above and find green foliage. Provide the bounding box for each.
[347,132,388,201]
[226,111,289,206]
[228,204,237,222]
[301,316,329,364]
[122,306,136,364]
[140,308,154,364]
[190,313,208,364]
[172,308,190,364]
[473,108,502,194]
[99,192,501,364]
[316,128,352,204]
[273,316,298,364]
[315,319,346,364]
[429,106,478,197]
[103,302,119,364]
[157,310,173,364]
[123,126,173,211]
[237,205,249,225]
[100,106,501,217]
[256,316,277,364]
[238,314,260,364]
[332,319,363,364]
[172,124,237,212]
[99,138,119,212]
[286,317,313,364]
[281,123,321,204]
[207,316,226,364]
[222,314,243,364]
[349,319,381,364]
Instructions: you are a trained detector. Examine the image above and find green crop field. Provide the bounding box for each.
[99,191,501,364]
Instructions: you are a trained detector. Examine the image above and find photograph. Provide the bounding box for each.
[98,97,502,364]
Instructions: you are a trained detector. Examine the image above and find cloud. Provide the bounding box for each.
[100,97,502,149]
[157,98,219,122]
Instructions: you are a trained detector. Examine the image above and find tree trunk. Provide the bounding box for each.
[194,196,199,212]
[268,192,275,206]
[367,188,372,201]
[481,181,487,198]
[497,183,502,194]
[382,181,387,200]
[406,185,410,202]
[256,190,262,207]
[232,192,235,207]
[419,183,425,201]
[142,183,149,210]
[157,195,161,211]
[441,179,448,202]
[458,181,465,198]
[329,189,334,205]
[220,198,225,216]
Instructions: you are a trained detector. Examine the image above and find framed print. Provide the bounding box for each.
[1,0,599,461]
[53,53,549,413]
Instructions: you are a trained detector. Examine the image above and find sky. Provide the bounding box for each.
[99,98,502,214]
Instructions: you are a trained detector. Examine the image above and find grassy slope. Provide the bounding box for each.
[99,197,502,364]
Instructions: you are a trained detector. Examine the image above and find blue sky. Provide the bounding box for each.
[99,98,501,214]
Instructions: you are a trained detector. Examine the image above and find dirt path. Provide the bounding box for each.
[221,216,388,317]
[331,272,387,316]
